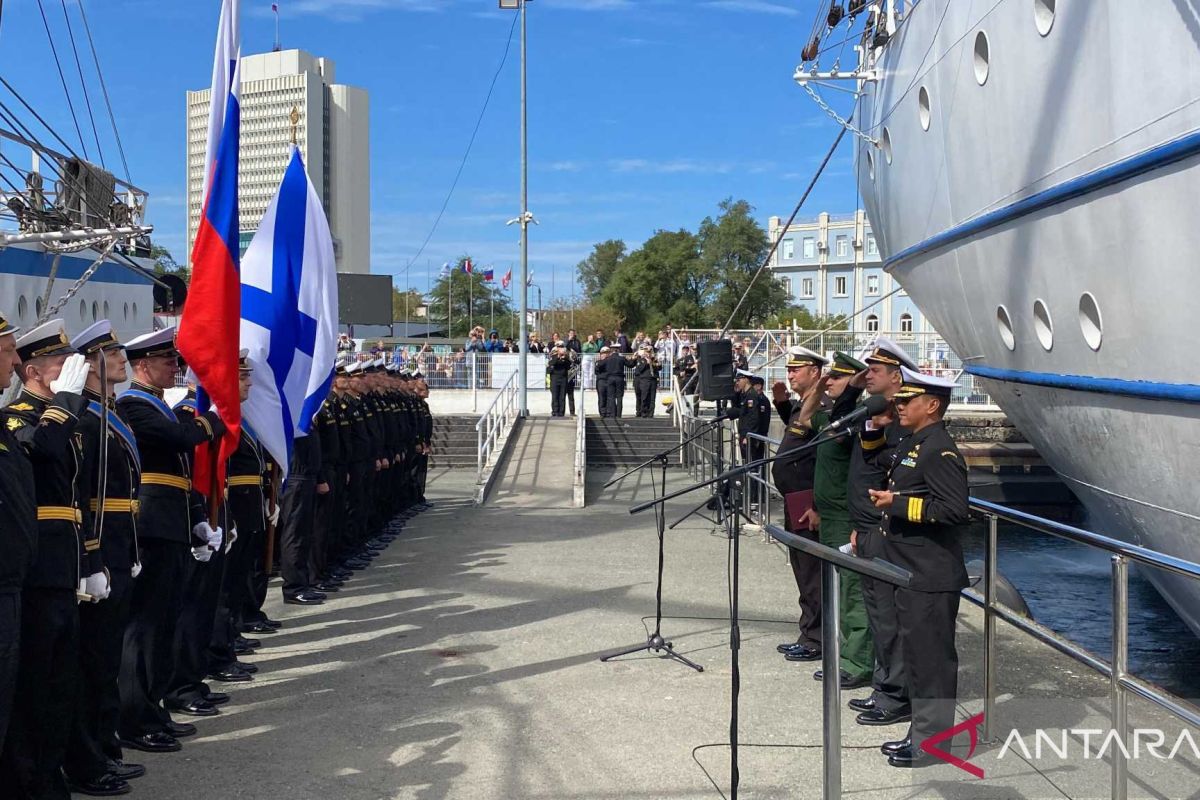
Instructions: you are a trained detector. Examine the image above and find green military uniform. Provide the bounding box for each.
[810,352,873,681]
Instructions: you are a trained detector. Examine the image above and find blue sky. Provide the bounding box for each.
[1,0,860,301]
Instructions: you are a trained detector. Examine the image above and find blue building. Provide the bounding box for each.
[767,210,928,335]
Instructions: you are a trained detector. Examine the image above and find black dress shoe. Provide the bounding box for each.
[236,636,262,649]
[118,732,180,753]
[283,592,325,606]
[848,696,877,712]
[887,744,940,768]
[207,667,253,682]
[202,690,230,705]
[233,640,256,656]
[243,621,278,634]
[881,735,913,755]
[106,759,145,781]
[856,707,913,726]
[234,660,259,674]
[165,721,196,738]
[776,640,803,654]
[261,617,283,629]
[168,699,219,717]
[342,559,370,571]
[67,772,131,796]
[784,645,822,662]
[313,581,341,592]
[812,669,872,690]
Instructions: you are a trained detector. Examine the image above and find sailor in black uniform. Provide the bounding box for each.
[0,320,94,798]
[869,367,969,768]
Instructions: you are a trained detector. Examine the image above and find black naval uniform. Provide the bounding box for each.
[770,392,825,650]
[279,430,322,600]
[0,401,36,755]
[850,418,910,713]
[310,397,343,586]
[414,393,433,504]
[65,390,142,784]
[117,382,224,741]
[594,353,611,417]
[632,354,658,417]
[879,420,969,750]
[0,386,91,798]
[605,354,630,418]
[547,351,573,417]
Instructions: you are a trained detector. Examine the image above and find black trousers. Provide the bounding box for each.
[0,587,78,799]
[896,587,960,747]
[65,569,133,782]
[279,476,316,596]
[857,528,908,711]
[550,374,568,416]
[606,379,625,418]
[165,541,227,708]
[210,521,259,673]
[634,378,655,417]
[347,461,371,551]
[0,592,19,756]
[310,478,337,582]
[596,380,609,417]
[566,380,576,415]
[415,453,429,503]
[782,502,822,648]
[120,539,186,737]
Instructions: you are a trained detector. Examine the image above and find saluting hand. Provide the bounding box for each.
[770,381,789,403]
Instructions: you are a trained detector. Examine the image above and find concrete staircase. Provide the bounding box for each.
[431,416,478,468]
[585,417,682,468]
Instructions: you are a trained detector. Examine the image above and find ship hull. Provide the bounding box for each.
[856,0,1200,631]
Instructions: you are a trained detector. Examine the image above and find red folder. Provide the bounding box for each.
[784,490,815,532]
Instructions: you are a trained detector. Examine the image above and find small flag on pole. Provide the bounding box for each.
[483,267,495,282]
[501,269,512,290]
[439,262,451,278]
[461,258,473,275]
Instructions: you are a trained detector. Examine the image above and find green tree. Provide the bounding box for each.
[150,244,189,279]
[426,257,514,340]
[392,287,426,323]
[600,229,708,331]
[764,306,849,331]
[575,239,626,301]
[699,198,789,327]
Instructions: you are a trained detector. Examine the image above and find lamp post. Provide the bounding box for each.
[502,0,534,414]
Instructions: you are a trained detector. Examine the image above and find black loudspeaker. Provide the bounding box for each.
[697,339,736,402]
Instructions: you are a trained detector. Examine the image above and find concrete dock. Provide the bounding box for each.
[123,467,1198,799]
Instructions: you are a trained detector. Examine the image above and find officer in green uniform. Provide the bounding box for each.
[799,352,871,690]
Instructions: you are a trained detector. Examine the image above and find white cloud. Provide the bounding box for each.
[704,0,801,15]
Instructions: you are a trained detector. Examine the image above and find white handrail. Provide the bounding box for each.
[475,369,520,483]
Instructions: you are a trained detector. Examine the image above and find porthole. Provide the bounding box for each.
[918,86,931,131]
[881,127,893,165]
[1078,292,1103,351]
[973,31,990,85]
[1033,298,1053,351]
[996,305,1016,351]
[103,301,110,320]
[35,297,43,318]
[131,302,138,323]
[17,296,28,322]
[1034,0,1055,36]
[80,299,88,322]
[866,147,876,181]
[91,301,99,321]
[123,302,129,321]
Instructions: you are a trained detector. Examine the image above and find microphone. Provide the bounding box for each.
[829,395,891,431]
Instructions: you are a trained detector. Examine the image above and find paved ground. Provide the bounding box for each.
[120,467,1199,800]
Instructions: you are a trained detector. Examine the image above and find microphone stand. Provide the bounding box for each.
[598,418,727,672]
[627,421,859,800]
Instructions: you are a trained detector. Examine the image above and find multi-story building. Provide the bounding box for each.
[186,49,370,274]
[767,210,928,334]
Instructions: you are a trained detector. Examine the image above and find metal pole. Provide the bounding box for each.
[471,351,478,413]
[820,561,841,800]
[983,513,998,742]
[1110,555,1129,800]
[517,0,529,416]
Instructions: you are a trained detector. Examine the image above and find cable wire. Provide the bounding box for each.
[35,0,87,160]
[60,0,104,169]
[405,12,520,271]
[78,0,130,182]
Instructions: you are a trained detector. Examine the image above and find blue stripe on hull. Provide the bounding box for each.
[966,365,1200,404]
[0,246,153,285]
[885,128,1200,271]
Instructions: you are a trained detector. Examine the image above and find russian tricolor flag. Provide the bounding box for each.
[178,0,242,496]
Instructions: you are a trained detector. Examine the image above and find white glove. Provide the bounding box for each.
[191,545,212,563]
[225,526,238,554]
[267,503,280,527]
[50,353,91,396]
[83,570,111,602]
[192,521,223,553]
[131,562,143,579]
[206,524,224,552]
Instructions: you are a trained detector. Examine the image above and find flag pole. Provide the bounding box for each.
[469,264,474,334]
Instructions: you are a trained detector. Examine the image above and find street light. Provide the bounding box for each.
[501,0,533,415]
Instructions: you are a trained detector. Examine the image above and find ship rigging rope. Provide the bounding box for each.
[59,0,105,169]
[716,124,848,339]
[77,0,130,183]
[34,0,87,160]
[406,10,519,271]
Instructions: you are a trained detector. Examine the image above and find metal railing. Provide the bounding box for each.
[474,369,520,483]
[573,378,587,507]
[726,424,1200,800]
